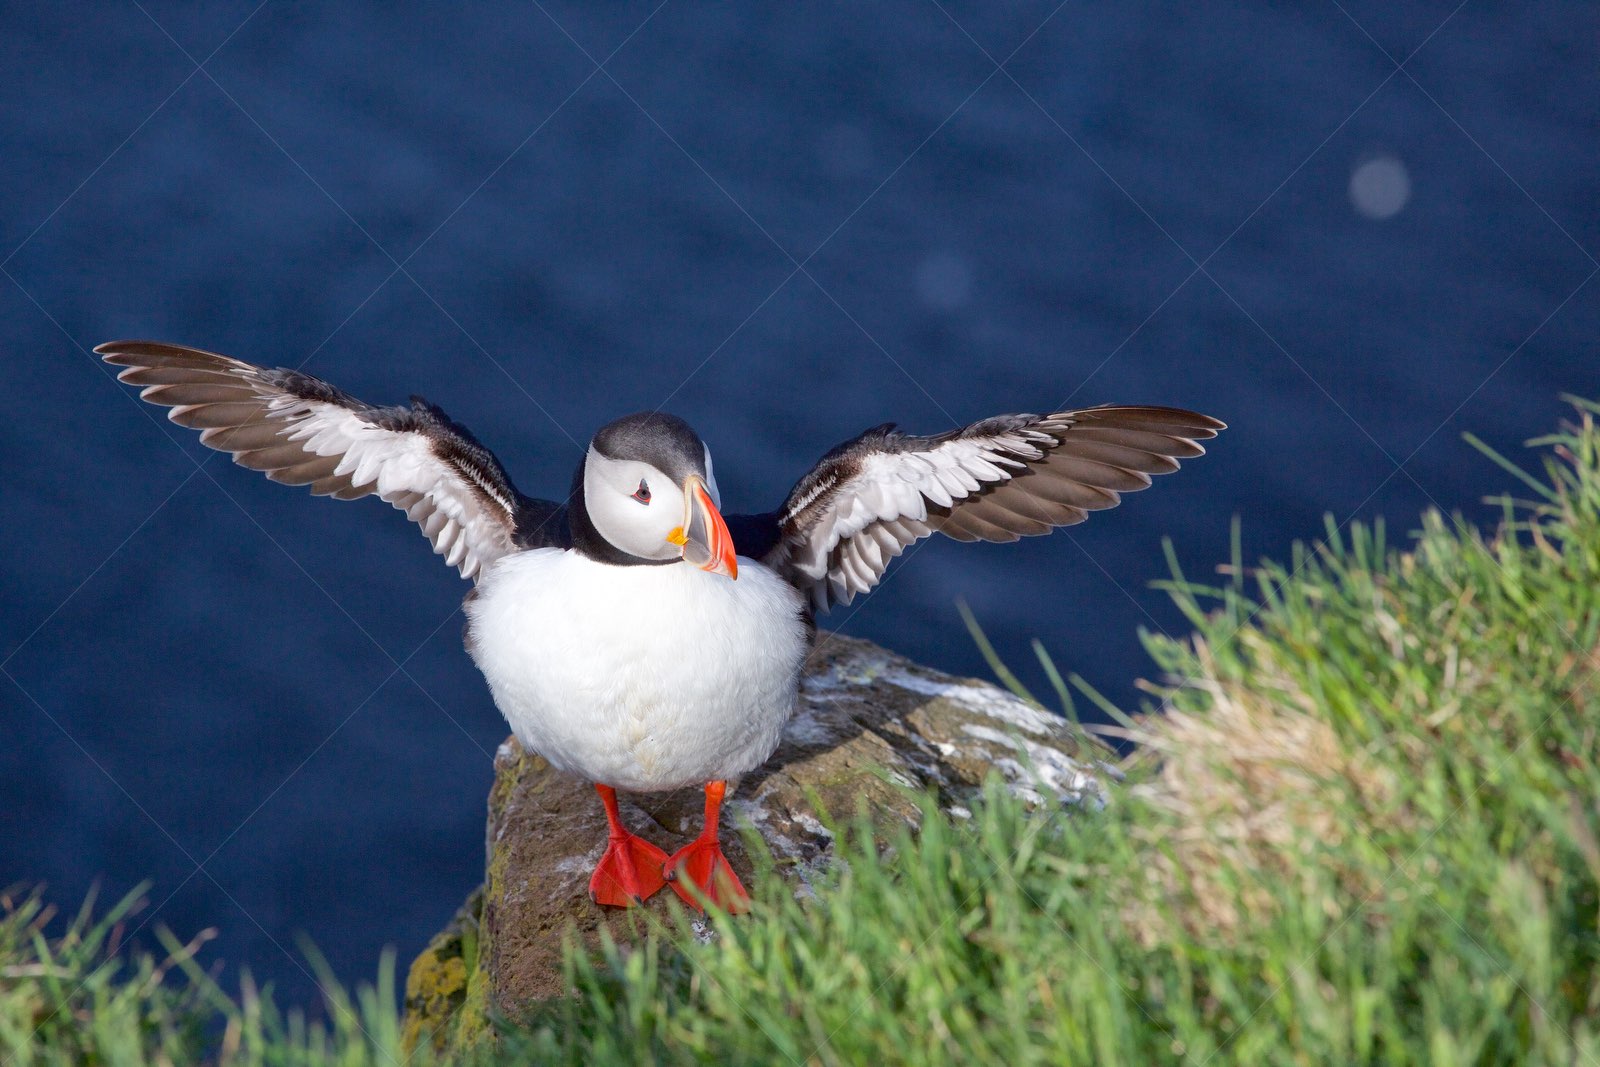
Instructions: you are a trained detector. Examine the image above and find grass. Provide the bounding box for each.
[0,884,422,1066]
[7,400,1600,1064]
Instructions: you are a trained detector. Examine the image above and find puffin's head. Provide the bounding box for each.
[581,412,737,578]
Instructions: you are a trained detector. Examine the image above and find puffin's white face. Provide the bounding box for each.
[584,445,728,566]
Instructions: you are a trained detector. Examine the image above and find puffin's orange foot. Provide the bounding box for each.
[664,838,749,913]
[589,833,669,908]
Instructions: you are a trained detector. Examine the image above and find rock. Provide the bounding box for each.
[401,633,1111,1054]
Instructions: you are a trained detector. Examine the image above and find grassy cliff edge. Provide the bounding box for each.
[6,402,1600,1065]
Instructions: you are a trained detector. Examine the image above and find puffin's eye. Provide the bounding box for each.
[631,479,651,505]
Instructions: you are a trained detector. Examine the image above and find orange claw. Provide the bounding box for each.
[664,780,750,913]
[589,784,669,907]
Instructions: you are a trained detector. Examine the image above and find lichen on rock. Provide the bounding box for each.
[401,633,1109,1055]
[399,886,482,1053]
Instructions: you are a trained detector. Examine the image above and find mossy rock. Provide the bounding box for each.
[402,633,1110,1056]
[399,886,482,1053]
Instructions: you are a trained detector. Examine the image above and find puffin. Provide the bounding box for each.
[100,340,1223,912]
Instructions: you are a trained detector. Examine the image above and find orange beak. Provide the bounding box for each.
[677,475,738,579]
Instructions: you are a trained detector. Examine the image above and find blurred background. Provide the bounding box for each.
[3,1,1595,1008]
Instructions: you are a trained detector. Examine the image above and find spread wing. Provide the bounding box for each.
[99,340,561,581]
[765,406,1224,612]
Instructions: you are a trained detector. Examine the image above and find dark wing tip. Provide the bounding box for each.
[1065,405,1226,436]
[97,342,212,363]
[97,339,246,371]
[98,340,178,365]
[96,339,158,357]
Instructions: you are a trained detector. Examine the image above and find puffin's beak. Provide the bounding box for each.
[673,475,738,579]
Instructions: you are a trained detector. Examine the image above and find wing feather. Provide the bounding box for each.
[768,405,1223,610]
[99,340,559,580]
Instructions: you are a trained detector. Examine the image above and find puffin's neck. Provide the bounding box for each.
[567,462,676,568]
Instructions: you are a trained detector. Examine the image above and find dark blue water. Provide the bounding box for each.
[4,2,1596,1008]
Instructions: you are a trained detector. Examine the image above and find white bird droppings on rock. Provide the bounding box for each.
[881,667,1058,735]
[781,705,838,746]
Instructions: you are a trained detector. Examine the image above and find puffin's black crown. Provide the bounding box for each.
[591,412,706,480]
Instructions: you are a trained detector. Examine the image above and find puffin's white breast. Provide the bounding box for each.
[463,549,810,792]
